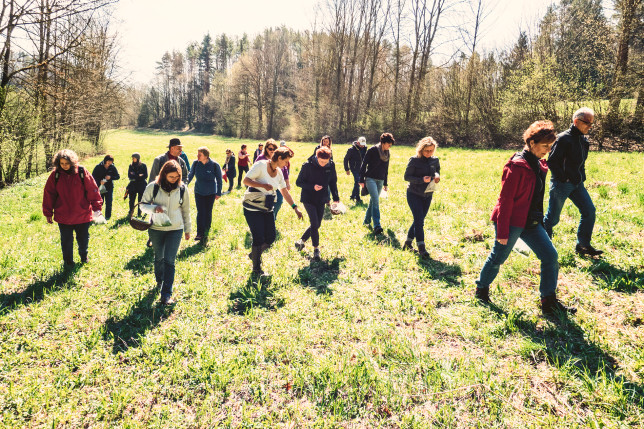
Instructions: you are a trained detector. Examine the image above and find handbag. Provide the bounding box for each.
[129,202,152,231]
[360,186,369,197]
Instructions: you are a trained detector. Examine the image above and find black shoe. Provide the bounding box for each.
[373,227,383,235]
[146,239,153,248]
[160,294,174,305]
[194,236,203,241]
[418,251,430,260]
[313,248,321,261]
[80,257,88,264]
[475,288,491,303]
[294,240,305,251]
[402,241,416,252]
[541,294,577,315]
[575,244,603,257]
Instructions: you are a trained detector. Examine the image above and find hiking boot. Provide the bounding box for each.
[417,243,429,259]
[313,248,321,261]
[541,294,577,315]
[575,244,603,257]
[294,240,305,251]
[402,240,416,252]
[160,294,174,305]
[475,287,491,303]
[373,226,383,235]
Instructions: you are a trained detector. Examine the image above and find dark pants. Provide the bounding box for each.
[244,208,276,247]
[301,202,325,247]
[351,168,361,200]
[102,190,113,220]
[238,165,249,187]
[58,222,90,264]
[129,188,144,216]
[148,228,183,298]
[195,193,216,238]
[227,175,235,192]
[406,190,433,244]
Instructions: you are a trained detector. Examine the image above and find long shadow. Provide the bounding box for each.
[297,256,345,295]
[108,215,130,230]
[228,274,284,315]
[483,303,644,410]
[124,247,154,275]
[102,286,174,353]
[0,265,80,313]
[586,260,644,293]
[365,228,401,249]
[177,242,207,260]
[417,256,463,287]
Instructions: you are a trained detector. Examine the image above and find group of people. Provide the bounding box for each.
[42,107,602,313]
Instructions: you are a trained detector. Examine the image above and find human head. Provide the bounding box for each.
[52,149,79,172]
[197,146,210,162]
[320,135,332,148]
[271,146,294,168]
[156,160,182,187]
[415,136,438,158]
[572,107,595,135]
[225,148,232,156]
[103,154,114,168]
[132,153,141,164]
[380,132,395,149]
[280,140,287,147]
[258,143,264,151]
[358,136,366,146]
[241,144,247,151]
[168,138,183,157]
[316,146,332,167]
[523,120,556,159]
[263,138,278,157]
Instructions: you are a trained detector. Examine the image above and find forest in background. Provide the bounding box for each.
[1,0,643,187]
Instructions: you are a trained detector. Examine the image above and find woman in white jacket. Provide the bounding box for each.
[142,160,191,305]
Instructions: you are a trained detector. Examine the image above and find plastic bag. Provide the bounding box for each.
[98,183,107,194]
[513,238,530,256]
[425,180,439,193]
[329,201,347,215]
[92,211,107,224]
[380,189,388,199]
[151,212,172,227]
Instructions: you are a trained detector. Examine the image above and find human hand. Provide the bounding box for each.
[346,170,350,175]
[294,208,303,220]
[101,179,106,184]
[383,186,388,192]
[359,183,365,188]
[435,177,440,183]
[314,184,323,191]
[497,238,508,245]
[215,195,220,200]
[423,176,432,183]
[185,232,190,240]
[46,216,53,224]
[154,206,164,213]
[105,176,111,180]
[263,184,273,191]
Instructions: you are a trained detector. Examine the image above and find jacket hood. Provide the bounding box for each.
[507,153,548,173]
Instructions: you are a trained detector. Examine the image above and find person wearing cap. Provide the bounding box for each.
[222,148,236,193]
[149,138,189,184]
[253,143,264,163]
[127,152,148,217]
[344,137,367,204]
[360,132,394,235]
[91,154,120,220]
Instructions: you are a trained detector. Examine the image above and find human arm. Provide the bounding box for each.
[84,169,104,212]
[279,187,304,219]
[329,163,340,202]
[148,158,160,184]
[546,138,566,181]
[295,163,316,191]
[214,161,223,198]
[186,161,197,185]
[343,148,351,172]
[358,148,371,186]
[110,165,120,181]
[495,164,521,242]
[403,158,426,184]
[42,172,57,223]
[180,187,191,239]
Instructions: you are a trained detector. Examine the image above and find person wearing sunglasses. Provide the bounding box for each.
[543,107,602,257]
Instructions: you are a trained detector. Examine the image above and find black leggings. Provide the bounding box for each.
[129,188,144,215]
[244,208,276,247]
[237,165,249,187]
[301,202,325,247]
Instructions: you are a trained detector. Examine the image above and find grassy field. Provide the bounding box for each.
[1,128,643,427]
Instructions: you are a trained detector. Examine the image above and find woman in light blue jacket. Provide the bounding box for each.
[187,146,222,242]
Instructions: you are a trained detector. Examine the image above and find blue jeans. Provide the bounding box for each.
[274,190,284,220]
[543,180,596,247]
[364,178,384,228]
[406,190,433,244]
[194,193,216,237]
[351,168,361,200]
[148,228,183,298]
[476,224,559,298]
[58,222,90,264]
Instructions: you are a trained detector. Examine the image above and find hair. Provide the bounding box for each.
[156,160,182,188]
[198,146,210,158]
[573,107,595,122]
[241,144,247,150]
[415,136,438,157]
[271,146,294,162]
[523,120,556,147]
[263,138,278,156]
[225,148,232,154]
[52,149,79,171]
[316,146,332,160]
[320,135,332,147]
[258,143,264,147]
[380,132,395,145]
[103,154,114,163]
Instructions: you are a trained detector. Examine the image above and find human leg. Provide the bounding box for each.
[543,180,575,238]
[194,193,206,238]
[476,225,524,290]
[160,229,183,298]
[148,228,167,288]
[58,223,75,265]
[520,225,559,298]
[567,183,596,248]
[366,178,383,230]
[103,191,113,220]
[351,169,361,200]
[74,222,90,263]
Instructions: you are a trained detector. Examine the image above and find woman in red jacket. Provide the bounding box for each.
[475,121,576,315]
[42,149,103,267]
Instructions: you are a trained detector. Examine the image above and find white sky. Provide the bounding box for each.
[111,0,608,85]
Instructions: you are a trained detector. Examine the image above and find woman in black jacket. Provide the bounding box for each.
[295,146,339,261]
[403,137,441,258]
[223,149,236,193]
[92,154,120,220]
[127,153,148,216]
[359,132,394,235]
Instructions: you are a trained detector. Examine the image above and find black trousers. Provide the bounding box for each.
[58,222,90,264]
[243,208,276,247]
[103,191,113,220]
[237,165,249,187]
[129,188,144,216]
[195,193,216,237]
[301,202,325,247]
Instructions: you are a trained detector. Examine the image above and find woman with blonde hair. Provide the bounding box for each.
[403,136,441,258]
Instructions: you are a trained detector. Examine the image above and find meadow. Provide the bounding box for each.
[1,128,643,427]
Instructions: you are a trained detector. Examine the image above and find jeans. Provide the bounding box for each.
[195,193,216,237]
[244,208,276,247]
[102,190,113,220]
[148,228,183,298]
[476,224,559,298]
[406,190,433,244]
[543,180,596,247]
[274,190,284,220]
[301,202,325,247]
[237,165,249,187]
[58,222,90,264]
[350,168,361,200]
[364,178,384,228]
[128,188,144,216]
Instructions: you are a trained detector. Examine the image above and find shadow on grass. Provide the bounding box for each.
[349,200,367,210]
[228,274,284,315]
[366,228,401,249]
[102,286,174,353]
[417,256,462,287]
[0,264,80,313]
[124,247,154,275]
[586,260,644,293]
[483,303,644,410]
[297,256,345,295]
[244,231,252,249]
[177,242,206,260]
[108,216,130,230]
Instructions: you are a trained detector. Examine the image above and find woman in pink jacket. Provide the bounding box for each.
[42,149,103,267]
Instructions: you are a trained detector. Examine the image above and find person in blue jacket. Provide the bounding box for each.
[186,146,222,242]
[92,154,120,220]
[180,150,191,173]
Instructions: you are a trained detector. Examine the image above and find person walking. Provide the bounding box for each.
[127,153,148,217]
[475,120,576,315]
[149,138,189,183]
[253,143,264,163]
[180,150,191,173]
[312,135,333,159]
[186,147,222,242]
[360,132,394,235]
[91,154,120,220]
[543,107,602,257]
[42,149,103,267]
[294,146,339,261]
[237,144,250,188]
[222,149,236,194]
[403,137,441,259]
[255,139,290,219]
[344,136,367,204]
[142,160,191,305]
[242,147,303,275]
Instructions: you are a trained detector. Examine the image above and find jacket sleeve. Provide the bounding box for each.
[343,148,351,171]
[181,188,191,234]
[148,158,160,184]
[128,165,136,181]
[186,161,197,184]
[384,159,389,187]
[296,163,316,191]
[435,159,441,176]
[546,138,567,182]
[84,169,103,212]
[141,164,148,182]
[214,162,223,197]
[181,159,188,180]
[142,182,155,204]
[92,165,102,184]
[404,159,424,184]
[42,172,57,217]
[359,149,371,183]
[329,164,340,202]
[110,165,120,181]
[495,164,521,241]
[181,153,191,172]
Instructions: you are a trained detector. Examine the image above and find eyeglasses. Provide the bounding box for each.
[578,118,594,126]
[267,147,276,151]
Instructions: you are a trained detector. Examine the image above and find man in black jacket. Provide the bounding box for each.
[149,138,189,184]
[544,107,602,256]
[344,136,367,203]
[92,154,120,220]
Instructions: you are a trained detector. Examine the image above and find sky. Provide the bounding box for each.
[111,0,607,85]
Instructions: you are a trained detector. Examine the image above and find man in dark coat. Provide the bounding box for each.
[149,138,189,184]
[92,154,120,220]
[344,136,367,203]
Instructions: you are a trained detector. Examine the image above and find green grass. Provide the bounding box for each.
[1,128,643,427]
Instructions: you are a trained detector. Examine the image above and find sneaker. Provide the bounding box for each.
[294,240,305,251]
[575,244,603,257]
[475,287,491,303]
[373,226,383,235]
[313,248,321,261]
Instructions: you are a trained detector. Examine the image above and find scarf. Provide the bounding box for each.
[376,143,390,162]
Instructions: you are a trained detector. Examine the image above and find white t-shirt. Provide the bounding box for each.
[245,160,286,196]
